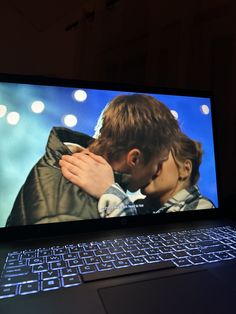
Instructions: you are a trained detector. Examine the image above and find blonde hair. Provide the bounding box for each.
[89,94,180,164]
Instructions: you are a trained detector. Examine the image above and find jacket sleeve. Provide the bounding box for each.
[98,183,137,217]
[6,156,100,226]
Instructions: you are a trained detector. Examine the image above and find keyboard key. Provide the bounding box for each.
[228,250,236,257]
[47,256,62,263]
[159,246,172,253]
[173,251,188,258]
[97,262,114,271]
[0,285,17,299]
[6,254,20,262]
[109,247,124,254]
[185,243,199,249]
[130,257,146,265]
[198,240,219,247]
[173,258,192,267]
[220,238,234,244]
[202,254,220,262]
[83,244,99,250]
[42,278,61,291]
[85,256,101,264]
[187,249,202,256]
[116,252,132,259]
[98,242,113,249]
[136,243,151,250]
[144,255,162,263]
[3,266,29,277]
[125,239,139,245]
[38,250,52,257]
[145,248,160,255]
[53,248,68,255]
[215,252,234,260]
[5,260,26,268]
[202,244,231,254]
[79,251,95,258]
[113,259,131,268]
[32,263,49,273]
[51,261,67,270]
[94,249,109,256]
[137,236,150,243]
[20,282,39,295]
[68,246,83,253]
[188,256,206,265]
[51,246,65,250]
[22,252,36,258]
[131,250,146,257]
[101,254,116,262]
[79,264,97,274]
[150,242,163,248]
[29,258,44,266]
[196,235,210,241]
[61,268,78,277]
[8,251,22,256]
[62,253,78,261]
[62,275,81,287]
[68,259,84,267]
[173,245,185,251]
[163,240,176,246]
[1,273,39,286]
[42,270,59,280]
[123,245,137,252]
[159,253,175,260]
[185,236,199,243]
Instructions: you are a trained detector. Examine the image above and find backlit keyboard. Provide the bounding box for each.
[1,225,236,299]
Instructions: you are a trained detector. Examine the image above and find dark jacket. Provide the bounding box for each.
[6,127,130,226]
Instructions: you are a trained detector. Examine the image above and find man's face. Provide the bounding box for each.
[127,149,169,192]
[141,151,179,196]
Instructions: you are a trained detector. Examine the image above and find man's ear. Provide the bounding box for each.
[179,160,192,181]
[127,149,142,167]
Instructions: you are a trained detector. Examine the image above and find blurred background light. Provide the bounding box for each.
[73,89,87,102]
[31,100,45,113]
[0,104,7,118]
[201,104,210,115]
[171,110,179,120]
[63,114,78,127]
[6,112,20,125]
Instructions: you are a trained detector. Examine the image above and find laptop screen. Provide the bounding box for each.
[0,76,218,228]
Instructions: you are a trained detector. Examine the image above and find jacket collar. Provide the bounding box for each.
[46,127,131,191]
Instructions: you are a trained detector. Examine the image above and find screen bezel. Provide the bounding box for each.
[0,73,223,241]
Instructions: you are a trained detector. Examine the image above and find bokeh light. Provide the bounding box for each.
[0,104,7,118]
[63,114,78,127]
[31,101,45,114]
[6,112,20,125]
[73,89,87,102]
[201,104,210,115]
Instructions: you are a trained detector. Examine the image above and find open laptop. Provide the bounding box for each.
[0,74,235,314]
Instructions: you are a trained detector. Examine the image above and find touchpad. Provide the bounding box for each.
[98,270,235,314]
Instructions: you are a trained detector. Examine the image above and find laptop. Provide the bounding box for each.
[0,73,235,314]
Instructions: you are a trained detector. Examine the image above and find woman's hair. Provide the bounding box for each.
[171,132,203,186]
[89,94,180,164]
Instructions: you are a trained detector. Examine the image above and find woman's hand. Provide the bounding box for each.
[59,151,115,199]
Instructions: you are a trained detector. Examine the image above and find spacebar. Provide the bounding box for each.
[81,261,175,282]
